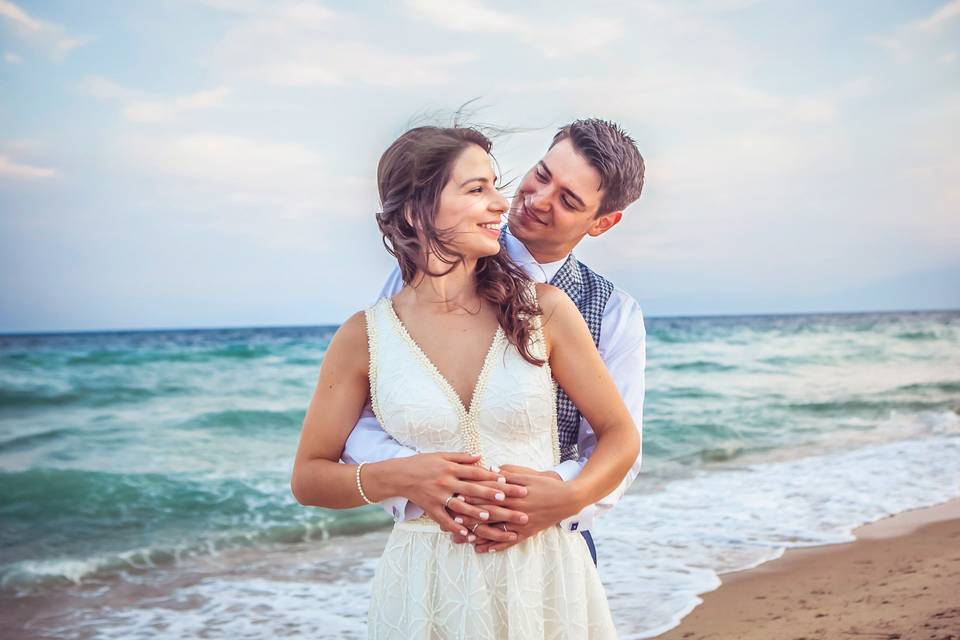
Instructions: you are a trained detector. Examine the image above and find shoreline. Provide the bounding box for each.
[652,496,960,639]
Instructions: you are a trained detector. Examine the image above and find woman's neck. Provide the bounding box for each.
[407,257,481,313]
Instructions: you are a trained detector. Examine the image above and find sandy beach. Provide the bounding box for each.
[654,497,960,640]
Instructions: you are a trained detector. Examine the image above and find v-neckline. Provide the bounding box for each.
[384,298,504,419]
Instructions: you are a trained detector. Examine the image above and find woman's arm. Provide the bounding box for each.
[290,311,526,533]
[536,283,640,511]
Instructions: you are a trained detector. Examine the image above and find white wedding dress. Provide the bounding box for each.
[363,285,619,639]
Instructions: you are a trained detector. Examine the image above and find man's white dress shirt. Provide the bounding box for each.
[342,227,646,532]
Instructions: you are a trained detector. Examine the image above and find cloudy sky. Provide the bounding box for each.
[1,0,958,333]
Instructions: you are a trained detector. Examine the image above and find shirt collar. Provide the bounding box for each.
[501,226,570,284]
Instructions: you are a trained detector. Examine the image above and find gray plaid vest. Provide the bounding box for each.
[548,254,615,461]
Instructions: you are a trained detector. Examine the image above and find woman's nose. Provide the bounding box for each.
[491,191,508,213]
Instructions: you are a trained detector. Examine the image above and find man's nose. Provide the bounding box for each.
[527,189,550,212]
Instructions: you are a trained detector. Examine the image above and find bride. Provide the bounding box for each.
[291,125,639,638]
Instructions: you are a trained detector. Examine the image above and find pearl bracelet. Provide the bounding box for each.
[356,462,375,505]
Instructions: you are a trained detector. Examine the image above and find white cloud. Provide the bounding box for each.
[54,35,91,53]
[118,131,375,247]
[0,0,90,57]
[80,76,231,123]
[0,153,56,178]
[873,0,960,61]
[121,132,376,223]
[695,0,766,11]
[913,0,960,32]
[132,132,328,190]
[230,40,474,88]
[3,50,21,63]
[404,0,623,58]
[0,0,43,32]
[212,4,475,88]
[404,0,516,31]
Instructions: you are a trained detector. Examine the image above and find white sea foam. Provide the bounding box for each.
[24,414,958,640]
[599,414,960,638]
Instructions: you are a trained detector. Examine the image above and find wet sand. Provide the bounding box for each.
[653,497,960,640]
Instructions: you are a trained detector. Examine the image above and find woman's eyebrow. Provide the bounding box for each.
[459,176,492,187]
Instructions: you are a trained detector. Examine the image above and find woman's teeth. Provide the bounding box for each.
[479,223,499,230]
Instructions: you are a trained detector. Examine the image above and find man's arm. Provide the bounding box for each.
[341,407,424,521]
[556,290,646,532]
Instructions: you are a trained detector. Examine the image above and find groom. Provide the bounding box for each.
[343,118,646,564]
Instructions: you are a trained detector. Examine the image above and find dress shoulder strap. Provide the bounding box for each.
[525,281,561,466]
[363,298,388,424]
[526,281,549,362]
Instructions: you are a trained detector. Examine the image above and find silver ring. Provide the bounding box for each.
[501,524,509,532]
[471,522,481,533]
[443,494,455,508]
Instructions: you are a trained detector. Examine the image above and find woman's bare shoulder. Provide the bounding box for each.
[324,310,371,371]
[534,282,578,319]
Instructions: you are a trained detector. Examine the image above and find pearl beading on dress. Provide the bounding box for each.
[364,288,560,524]
[382,298,505,469]
[364,308,385,432]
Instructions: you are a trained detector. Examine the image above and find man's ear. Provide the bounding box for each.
[586,210,623,237]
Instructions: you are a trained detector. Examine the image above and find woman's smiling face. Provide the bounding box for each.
[431,143,509,260]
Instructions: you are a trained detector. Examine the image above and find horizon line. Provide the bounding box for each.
[2,305,957,338]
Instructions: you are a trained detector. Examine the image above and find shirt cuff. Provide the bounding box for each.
[558,503,597,533]
[379,496,425,522]
[551,460,583,483]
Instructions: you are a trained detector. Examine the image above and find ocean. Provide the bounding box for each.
[1,309,958,638]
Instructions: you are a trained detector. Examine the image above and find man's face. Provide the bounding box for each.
[507,138,605,261]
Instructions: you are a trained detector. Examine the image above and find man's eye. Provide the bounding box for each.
[561,197,573,209]
[470,187,483,193]
[535,170,547,182]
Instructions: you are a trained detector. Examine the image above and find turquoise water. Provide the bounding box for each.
[1,310,958,638]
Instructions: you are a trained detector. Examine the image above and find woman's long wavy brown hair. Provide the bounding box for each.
[375,126,544,367]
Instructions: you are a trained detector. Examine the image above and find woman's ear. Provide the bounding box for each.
[403,202,417,230]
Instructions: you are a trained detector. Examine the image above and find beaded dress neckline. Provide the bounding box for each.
[382,298,505,423]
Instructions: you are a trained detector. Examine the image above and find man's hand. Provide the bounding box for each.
[446,478,531,545]
[452,465,581,553]
[383,453,528,537]
[500,464,563,482]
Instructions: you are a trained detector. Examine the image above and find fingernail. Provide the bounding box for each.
[454,517,463,524]
[495,492,505,501]
[457,495,467,501]
[479,511,489,520]
[460,529,468,536]
[467,535,476,542]
[489,465,500,473]
[520,515,528,523]
[497,476,506,484]
[520,488,528,496]
[489,548,497,553]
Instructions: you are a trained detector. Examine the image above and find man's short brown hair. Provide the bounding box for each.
[550,119,645,217]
